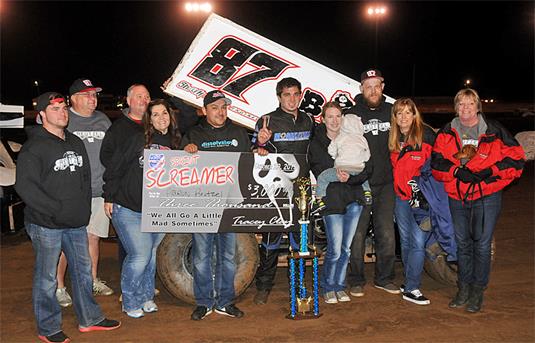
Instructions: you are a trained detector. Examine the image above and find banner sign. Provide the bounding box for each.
[141,149,309,233]
[164,13,394,130]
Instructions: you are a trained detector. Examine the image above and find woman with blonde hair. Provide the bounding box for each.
[432,88,524,312]
[389,98,446,305]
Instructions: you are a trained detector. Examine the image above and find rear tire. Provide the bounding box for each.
[156,233,259,305]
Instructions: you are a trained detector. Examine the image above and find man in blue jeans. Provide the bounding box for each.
[15,92,120,343]
[180,90,252,320]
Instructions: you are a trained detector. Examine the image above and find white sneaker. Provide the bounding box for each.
[93,278,114,296]
[55,287,72,307]
[324,291,338,304]
[143,300,158,313]
[336,291,351,302]
[124,308,144,318]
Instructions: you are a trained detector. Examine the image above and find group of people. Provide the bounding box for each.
[15,68,525,342]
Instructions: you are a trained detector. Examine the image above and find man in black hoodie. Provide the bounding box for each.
[180,90,251,321]
[16,92,120,343]
[251,77,315,305]
[344,69,400,297]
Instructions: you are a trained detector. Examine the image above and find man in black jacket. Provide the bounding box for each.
[16,92,120,343]
[251,77,315,304]
[181,90,251,321]
[345,69,400,297]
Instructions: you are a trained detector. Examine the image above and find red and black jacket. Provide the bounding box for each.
[431,116,525,201]
[391,126,436,200]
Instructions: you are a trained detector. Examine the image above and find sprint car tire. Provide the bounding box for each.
[423,238,496,286]
[156,233,259,305]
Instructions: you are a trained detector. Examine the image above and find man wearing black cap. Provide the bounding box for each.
[345,69,399,297]
[180,90,251,321]
[55,79,113,309]
[15,92,120,343]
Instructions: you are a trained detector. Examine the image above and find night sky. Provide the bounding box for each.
[1,1,533,108]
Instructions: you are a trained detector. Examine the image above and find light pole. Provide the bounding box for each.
[184,2,212,13]
[464,79,471,88]
[366,5,387,67]
[33,80,41,96]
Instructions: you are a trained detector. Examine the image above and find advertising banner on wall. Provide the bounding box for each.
[164,13,394,130]
[141,149,309,233]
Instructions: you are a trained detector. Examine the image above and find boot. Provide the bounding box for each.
[448,283,470,308]
[466,285,485,313]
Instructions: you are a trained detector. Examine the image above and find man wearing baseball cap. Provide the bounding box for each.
[55,79,114,310]
[345,69,400,297]
[180,90,251,321]
[16,92,120,343]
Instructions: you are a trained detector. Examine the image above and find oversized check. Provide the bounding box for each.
[141,150,309,233]
[164,13,394,130]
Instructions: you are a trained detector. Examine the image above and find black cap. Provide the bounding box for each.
[360,69,384,82]
[69,78,102,95]
[203,90,231,107]
[36,92,66,112]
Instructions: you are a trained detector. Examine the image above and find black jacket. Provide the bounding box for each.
[100,115,145,212]
[252,107,314,154]
[15,126,91,228]
[345,94,393,186]
[180,117,252,153]
[308,124,369,215]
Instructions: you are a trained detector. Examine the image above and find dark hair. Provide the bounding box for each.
[144,99,181,149]
[276,77,301,96]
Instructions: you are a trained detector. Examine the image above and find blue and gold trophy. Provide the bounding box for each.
[286,177,322,319]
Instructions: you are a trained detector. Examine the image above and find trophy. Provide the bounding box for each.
[286,177,322,319]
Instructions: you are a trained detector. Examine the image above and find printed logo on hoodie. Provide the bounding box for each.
[363,119,390,135]
[54,151,84,172]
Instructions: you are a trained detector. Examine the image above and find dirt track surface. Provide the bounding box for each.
[1,162,533,343]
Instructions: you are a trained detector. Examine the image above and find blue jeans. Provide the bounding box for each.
[449,191,502,287]
[192,233,236,308]
[112,204,164,312]
[394,196,431,292]
[321,202,363,292]
[25,223,104,336]
[316,168,369,198]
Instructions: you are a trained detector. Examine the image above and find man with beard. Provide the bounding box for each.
[345,69,400,297]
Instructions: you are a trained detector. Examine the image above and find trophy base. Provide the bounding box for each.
[285,312,323,320]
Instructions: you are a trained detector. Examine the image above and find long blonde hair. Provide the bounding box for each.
[388,98,425,152]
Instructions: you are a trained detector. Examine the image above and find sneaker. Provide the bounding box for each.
[400,284,405,293]
[364,191,373,205]
[38,331,70,343]
[191,306,212,321]
[336,290,351,302]
[253,289,270,305]
[402,289,430,305]
[349,285,364,297]
[124,308,144,319]
[324,291,338,304]
[79,318,121,332]
[374,283,401,294]
[142,300,158,313]
[93,278,114,296]
[311,199,326,215]
[214,304,244,318]
[55,287,72,308]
